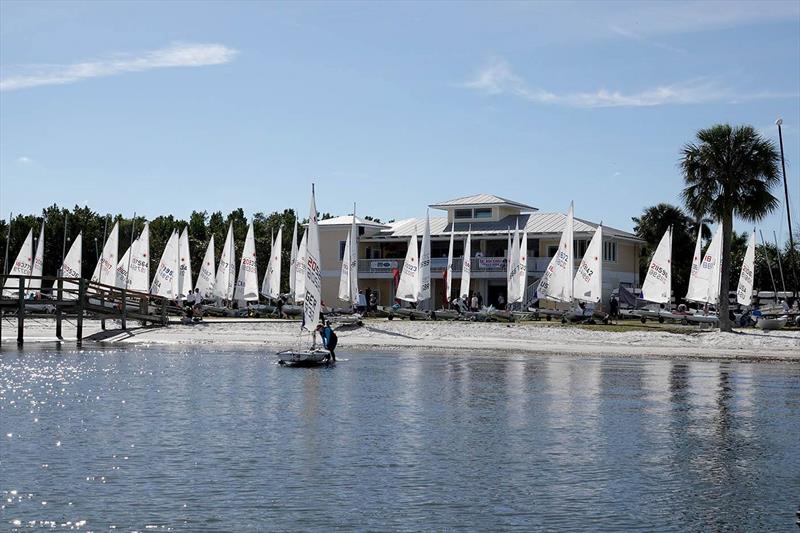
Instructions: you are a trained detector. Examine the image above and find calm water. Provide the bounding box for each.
[1,346,798,531]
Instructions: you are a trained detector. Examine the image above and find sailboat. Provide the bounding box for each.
[389,222,428,321]
[335,209,362,322]
[569,224,606,323]
[150,230,180,299]
[234,222,259,309]
[536,203,574,320]
[178,227,192,301]
[460,226,472,300]
[92,221,119,286]
[2,229,34,297]
[116,222,149,292]
[443,225,455,306]
[278,185,331,366]
[60,232,83,299]
[418,210,431,306]
[686,224,723,312]
[507,220,522,308]
[213,223,236,304]
[261,227,282,301]
[195,235,216,299]
[28,224,45,296]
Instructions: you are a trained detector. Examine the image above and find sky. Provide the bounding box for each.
[1,0,799,241]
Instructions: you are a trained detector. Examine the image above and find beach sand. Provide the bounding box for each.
[2,316,799,361]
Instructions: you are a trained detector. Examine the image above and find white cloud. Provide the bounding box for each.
[461,58,798,108]
[1,42,238,91]
[17,156,32,164]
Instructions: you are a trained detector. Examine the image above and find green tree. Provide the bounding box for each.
[681,124,781,331]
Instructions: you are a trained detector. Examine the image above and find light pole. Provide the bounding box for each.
[776,118,798,294]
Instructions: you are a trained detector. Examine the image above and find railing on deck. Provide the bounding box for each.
[357,256,552,274]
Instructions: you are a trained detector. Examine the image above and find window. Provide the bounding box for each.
[603,240,617,262]
[473,208,492,219]
[339,241,346,260]
[358,226,365,236]
[573,239,587,259]
[454,209,472,219]
[547,245,559,257]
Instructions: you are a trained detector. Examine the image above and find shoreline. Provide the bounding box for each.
[2,317,799,362]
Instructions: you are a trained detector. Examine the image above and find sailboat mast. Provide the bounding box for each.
[759,230,779,303]
[62,212,68,265]
[773,231,787,296]
[127,212,136,290]
[776,118,799,293]
[4,211,12,275]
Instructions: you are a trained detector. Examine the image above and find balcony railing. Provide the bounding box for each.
[357,256,552,274]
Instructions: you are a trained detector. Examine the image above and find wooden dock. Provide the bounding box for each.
[0,274,173,346]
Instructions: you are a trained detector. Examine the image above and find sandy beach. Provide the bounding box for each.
[2,317,799,361]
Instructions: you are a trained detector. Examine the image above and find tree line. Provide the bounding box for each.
[0,204,342,292]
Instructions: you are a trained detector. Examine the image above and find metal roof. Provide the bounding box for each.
[318,215,389,228]
[428,193,537,211]
[373,213,641,241]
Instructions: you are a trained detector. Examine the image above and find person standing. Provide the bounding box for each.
[356,290,367,313]
[316,323,338,362]
[470,293,479,312]
[497,293,506,310]
[369,292,377,313]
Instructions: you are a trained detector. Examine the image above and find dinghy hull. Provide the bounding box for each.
[277,348,331,367]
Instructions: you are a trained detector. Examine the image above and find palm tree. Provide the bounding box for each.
[680,124,781,332]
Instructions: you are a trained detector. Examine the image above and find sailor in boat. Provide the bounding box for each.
[316,323,338,362]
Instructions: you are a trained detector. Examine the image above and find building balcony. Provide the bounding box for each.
[356,256,552,277]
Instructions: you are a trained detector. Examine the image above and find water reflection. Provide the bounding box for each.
[1,347,798,531]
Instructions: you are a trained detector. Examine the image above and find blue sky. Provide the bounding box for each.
[1,0,798,240]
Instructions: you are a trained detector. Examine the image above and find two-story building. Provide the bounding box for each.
[317,194,643,308]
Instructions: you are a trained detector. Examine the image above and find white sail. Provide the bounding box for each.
[294,230,308,304]
[213,223,236,301]
[508,221,521,304]
[195,235,215,298]
[127,222,150,292]
[537,203,574,302]
[445,226,454,302]
[418,210,432,302]
[349,215,358,305]
[506,228,512,288]
[338,215,358,303]
[28,223,45,294]
[574,225,603,303]
[641,226,672,304]
[506,222,519,305]
[115,245,133,289]
[2,229,33,296]
[736,229,756,306]
[517,227,528,304]
[262,228,283,300]
[685,225,705,302]
[301,187,323,331]
[178,227,192,300]
[690,224,722,304]
[706,225,724,306]
[396,225,420,303]
[289,218,298,298]
[150,230,180,298]
[60,232,82,299]
[92,221,119,286]
[459,228,472,299]
[234,223,259,304]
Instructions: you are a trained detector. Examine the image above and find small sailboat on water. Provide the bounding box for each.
[278,185,331,366]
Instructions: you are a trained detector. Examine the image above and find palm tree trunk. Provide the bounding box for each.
[719,207,733,332]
